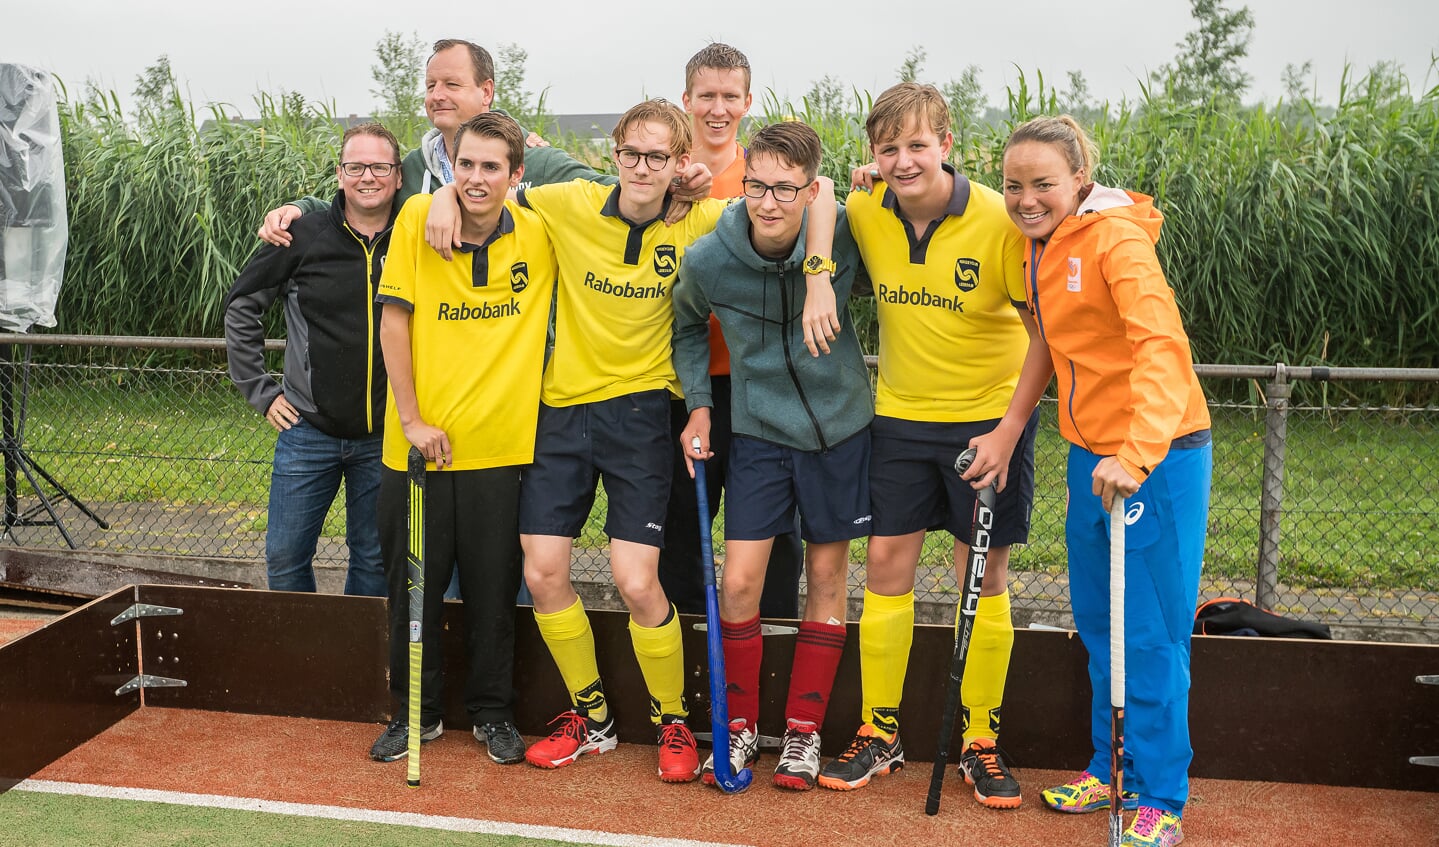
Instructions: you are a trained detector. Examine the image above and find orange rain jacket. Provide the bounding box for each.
[1023,185,1211,484]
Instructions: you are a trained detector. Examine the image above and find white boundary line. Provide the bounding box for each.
[13,779,753,847]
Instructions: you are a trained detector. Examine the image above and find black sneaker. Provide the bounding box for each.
[369,717,442,762]
[817,724,905,791]
[474,721,527,765]
[958,738,1023,809]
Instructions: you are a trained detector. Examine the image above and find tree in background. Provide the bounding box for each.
[802,75,848,125]
[133,56,179,113]
[897,46,927,84]
[370,30,427,146]
[492,43,555,136]
[1152,0,1256,106]
[941,65,987,158]
[131,55,190,137]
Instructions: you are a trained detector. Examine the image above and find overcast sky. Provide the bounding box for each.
[5,1,1436,118]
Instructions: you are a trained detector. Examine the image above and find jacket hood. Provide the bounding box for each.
[1067,183,1163,245]
[416,109,532,184]
[418,127,446,179]
[711,200,808,272]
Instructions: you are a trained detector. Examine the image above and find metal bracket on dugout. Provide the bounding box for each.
[1414,674,1439,768]
[114,674,187,697]
[2,583,1438,795]
[110,603,183,626]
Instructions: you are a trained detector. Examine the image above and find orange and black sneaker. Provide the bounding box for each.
[958,737,1023,809]
[817,724,905,791]
[656,715,701,783]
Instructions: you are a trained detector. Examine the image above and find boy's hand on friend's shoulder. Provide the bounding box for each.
[424,184,462,261]
[663,163,713,225]
[850,162,881,194]
[257,204,303,247]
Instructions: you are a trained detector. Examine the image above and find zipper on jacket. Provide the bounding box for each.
[1029,238,1093,453]
[344,222,382,434]
[778,264,829,451]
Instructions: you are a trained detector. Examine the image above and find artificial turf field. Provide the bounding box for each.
[4,705,1435,847]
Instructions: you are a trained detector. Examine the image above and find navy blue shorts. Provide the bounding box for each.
[868,412,1038,545]
[725,432,872,544]
[518,389,672,546]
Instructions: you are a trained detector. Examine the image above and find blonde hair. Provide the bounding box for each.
[866,82,949,145]
[684,42,751,93]
[1004,115,1099,177]
[612,99,694,158]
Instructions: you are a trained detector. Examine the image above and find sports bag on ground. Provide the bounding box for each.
[1193,597,1333,639]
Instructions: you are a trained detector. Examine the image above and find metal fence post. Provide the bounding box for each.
[1257,363,1290,611]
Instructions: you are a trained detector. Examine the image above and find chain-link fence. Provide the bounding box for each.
[2,336,1436,642]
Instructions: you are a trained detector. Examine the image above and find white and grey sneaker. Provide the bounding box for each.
[701,717,759,786]
[773,718,822,790]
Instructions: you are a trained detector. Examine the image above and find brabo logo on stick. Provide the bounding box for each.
[960,503,992,617]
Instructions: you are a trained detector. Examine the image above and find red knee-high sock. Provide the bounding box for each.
[722,614,763,726]
[785,620,846,727]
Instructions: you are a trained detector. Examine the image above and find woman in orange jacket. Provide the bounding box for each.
[1002,115,1212,847]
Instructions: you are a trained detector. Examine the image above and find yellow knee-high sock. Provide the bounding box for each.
[960,590,1014,745]
[629,606,686,723]
[534,597,607,722]
[859,588,914,739]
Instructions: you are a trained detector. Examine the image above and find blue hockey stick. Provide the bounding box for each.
[693,439,753,793]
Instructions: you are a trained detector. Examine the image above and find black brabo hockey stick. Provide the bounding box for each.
[693,437,753,793]
[1108,497,1127,845]
[406,446,426,788]
[925,446,996,815]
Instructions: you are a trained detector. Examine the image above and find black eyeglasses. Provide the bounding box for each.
[742,178,813,203]
[340,162,398,177]
[614,148,672,170]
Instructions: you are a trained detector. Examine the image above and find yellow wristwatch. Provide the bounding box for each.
[803,254,836,275]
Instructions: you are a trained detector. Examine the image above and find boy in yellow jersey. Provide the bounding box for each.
[812,83,1053,808]
[510,99,727,782]
[660,42,805,621]
[370,113,557,767]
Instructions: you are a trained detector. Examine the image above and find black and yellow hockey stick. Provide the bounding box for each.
[406,446,426,788]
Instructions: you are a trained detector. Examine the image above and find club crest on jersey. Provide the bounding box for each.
[510,262,529,293]
[653,244,677,277]
[954,257,980,292]
[1067,257,1082,292]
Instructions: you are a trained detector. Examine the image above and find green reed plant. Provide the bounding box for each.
[56,85,339,343]
[47,61,1439,401]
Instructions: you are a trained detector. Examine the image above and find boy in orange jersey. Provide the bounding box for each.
[660,43,806,622]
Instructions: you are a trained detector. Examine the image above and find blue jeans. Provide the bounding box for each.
[266,418,385,596]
